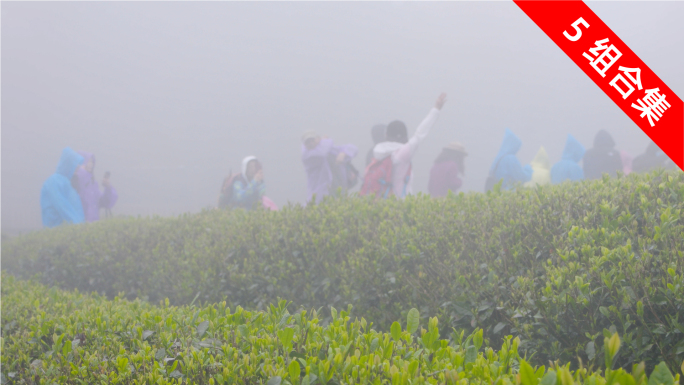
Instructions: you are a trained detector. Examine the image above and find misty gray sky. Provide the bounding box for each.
[2,1,683,232]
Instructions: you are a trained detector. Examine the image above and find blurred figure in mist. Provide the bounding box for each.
[218,156,266,210]
[583,130,623,180]
[428,141,467,197]
[361,93,447,198]
[524,146,551,187]
[485,129,532,191]
[40,147,85,227]
[301,131,358,203]
[73,151,119,222]
[620,151,633,175]
[551,134,585,184]
[632,142,675,173]
[366,124,386,166]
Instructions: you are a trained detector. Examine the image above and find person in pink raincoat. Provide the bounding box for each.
[73,151,118,222]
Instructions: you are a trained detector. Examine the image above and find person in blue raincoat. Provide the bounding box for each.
[486,129,532,190]
[40,147,86,227]
[551,134,586,184]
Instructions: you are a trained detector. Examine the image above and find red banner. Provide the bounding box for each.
[514,0,683,170]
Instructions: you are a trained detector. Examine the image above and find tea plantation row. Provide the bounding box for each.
[3,170,684,370]
[2,275,683,384]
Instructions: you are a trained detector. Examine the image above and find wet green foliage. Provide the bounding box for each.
[2,275,682,384]
[3,170,684,369]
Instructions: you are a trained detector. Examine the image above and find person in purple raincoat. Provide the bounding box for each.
[73,151,119,222]
[301,131,358,203]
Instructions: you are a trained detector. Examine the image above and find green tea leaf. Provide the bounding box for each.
[617,372,636,385]
[278,328,295,351]
[586,341,595,361]
[390,321,401,341]
[370,338,379,352]
[648,362,674,385]
[540,371,557,385]
[196,321,210,338]
[407,308,420,334]
[408,360,419,376]
[493,322,506,334]
[465,345,477,364]
[288,360,301,382]
[473,329,483,351]
[599,307,610,318]
[519,360,539,385]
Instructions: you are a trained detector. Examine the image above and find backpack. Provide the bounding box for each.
[217,173,246,209]
[327,154,361,194]
[359,156,411,198]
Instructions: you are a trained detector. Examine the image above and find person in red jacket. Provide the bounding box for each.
[428,142,467,197]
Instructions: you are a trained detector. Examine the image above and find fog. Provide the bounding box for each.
[2,1,683,233]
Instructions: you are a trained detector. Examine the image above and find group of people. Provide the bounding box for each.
[40,147,118,228]
[40,92,675,227]
[215,93,455,211]
[216,90,673,211]
[485,129,675,190]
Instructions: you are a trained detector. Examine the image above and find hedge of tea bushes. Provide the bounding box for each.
[3,170,684,370]
[2,275,683,385]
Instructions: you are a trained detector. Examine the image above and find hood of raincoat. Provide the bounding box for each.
[56,147,84,179]
[77,151,95,167]
[74,151,95,188]
[371,124,386,144]
[593,130,615,150]
[530,146,550,170]
[75,151,96,185]
[241,156,258,180]
[561,134,586,162]
[41,147,85,227]
[525,146,551,187]
[490,129,522,175]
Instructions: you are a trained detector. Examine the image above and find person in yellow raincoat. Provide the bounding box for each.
[524,146,551,187]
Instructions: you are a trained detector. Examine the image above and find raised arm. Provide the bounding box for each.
[392,93,447,163]
[329,143,359,163]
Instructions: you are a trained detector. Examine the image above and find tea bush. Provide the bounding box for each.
[2,275,682,384]
[3,170,684,369]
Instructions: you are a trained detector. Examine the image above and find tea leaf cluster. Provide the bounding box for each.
[2,275,682,385]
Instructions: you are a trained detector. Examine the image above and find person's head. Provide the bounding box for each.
[71,155,94,189]
[57,147,84,179]
[241,156,263,181]
[386,120,408,144]
[76,151,96,175]
[593,130,615,150]
[371,124,386,144]
[301,130,321,150]
[437,142,467,174]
